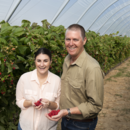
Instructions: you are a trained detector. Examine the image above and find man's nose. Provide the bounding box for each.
[69,40,73,45]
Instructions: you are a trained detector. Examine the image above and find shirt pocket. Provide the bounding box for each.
[44,92,57,102]
[68,79,84,102]
[24,89,37,101]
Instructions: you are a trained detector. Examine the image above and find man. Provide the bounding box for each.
[46,24,104,130]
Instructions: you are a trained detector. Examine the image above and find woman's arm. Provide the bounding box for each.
[16,76,35,109]
[23,100,33,108]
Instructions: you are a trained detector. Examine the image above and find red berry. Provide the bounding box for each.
[34,98,42,106]
[0,72,1,75]
[1,91,5,95]
[13,67,15,70]
[48,110,60,117]
[3,80,5,82]
[4,59,6,62]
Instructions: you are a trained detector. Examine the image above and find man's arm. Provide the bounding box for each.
[46,67,104,121]
[78,67,104,118]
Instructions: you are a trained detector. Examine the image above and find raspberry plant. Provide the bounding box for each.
[0,19,130,129]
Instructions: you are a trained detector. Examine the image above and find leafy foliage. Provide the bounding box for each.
[0,19,130,129]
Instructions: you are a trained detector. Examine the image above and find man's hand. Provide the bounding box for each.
[46,109,68,121]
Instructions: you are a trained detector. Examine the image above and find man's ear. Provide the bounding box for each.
[83,37,87,45]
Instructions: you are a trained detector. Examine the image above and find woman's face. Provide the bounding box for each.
[35,53,51,76]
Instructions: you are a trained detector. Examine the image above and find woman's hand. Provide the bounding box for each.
[41,98,50,108]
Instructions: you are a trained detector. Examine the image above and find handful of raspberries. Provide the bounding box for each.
[48,110,60,117]
[34,99,42,106]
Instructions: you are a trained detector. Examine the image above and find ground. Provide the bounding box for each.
[57,58,130,130]
[96,58,130,130]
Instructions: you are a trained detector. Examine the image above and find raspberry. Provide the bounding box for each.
[34,99,42,106]
[48,110,60,117]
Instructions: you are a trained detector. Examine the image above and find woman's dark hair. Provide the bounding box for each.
[34,48,51,60]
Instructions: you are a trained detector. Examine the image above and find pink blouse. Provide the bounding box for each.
[16,69,61,130]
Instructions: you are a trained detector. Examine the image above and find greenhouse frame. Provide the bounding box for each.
[0,0,130,36]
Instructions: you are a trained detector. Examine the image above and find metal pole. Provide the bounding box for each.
[87,0,118,31]
[6,0,22,22]
[76,0,97,23]
[103,10,130,35]
[97,3,130,33]
[51,0,70,25]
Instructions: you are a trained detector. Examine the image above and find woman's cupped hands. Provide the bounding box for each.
[32,98,50,110]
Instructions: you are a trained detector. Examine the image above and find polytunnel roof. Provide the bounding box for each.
[0,0,130,36]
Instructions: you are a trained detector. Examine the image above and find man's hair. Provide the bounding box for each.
[66,24,86,40]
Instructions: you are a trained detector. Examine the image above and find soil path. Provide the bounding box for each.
[57,58,130,130]
[96,58,130,130]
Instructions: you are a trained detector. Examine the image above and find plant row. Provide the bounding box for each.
[0,19,130,129]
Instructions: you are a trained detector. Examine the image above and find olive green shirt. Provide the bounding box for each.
[60,49,104,120]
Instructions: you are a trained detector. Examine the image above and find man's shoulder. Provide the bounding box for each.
[84,52,100,69]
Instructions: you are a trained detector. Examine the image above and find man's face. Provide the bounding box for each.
[65,30,86,60]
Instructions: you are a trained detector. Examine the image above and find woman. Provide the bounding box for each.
[16,48,61,130]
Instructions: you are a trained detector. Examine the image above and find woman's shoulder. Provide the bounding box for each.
[20,70,34,80]
[49,71,61,81]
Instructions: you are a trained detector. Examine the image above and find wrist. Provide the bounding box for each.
[63,109,69,116]
[48,101,51,108]
[67,108,71,116]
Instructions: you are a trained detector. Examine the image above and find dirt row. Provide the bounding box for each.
[96,58,130,130]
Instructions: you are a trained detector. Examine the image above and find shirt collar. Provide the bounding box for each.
[65,49,86,68]
[31,69,51,84]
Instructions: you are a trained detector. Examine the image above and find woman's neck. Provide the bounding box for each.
[37,71,48,85]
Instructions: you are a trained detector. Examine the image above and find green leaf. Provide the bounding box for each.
[0,38,7,44]
[21,20,31,27]
[30,44,35,51]
[8,122,17,130]
[8,65,12,73]
[0,26,12,35]
[17,45,28,55]
[12,27,24,37]
[0,52,4,57]
[1,63,5,72]
[13,64,19,69]
[10,38,18,46]
[0,126,5,130]
[17,55,25,62]
[0,117,5,124]
[2,97,8,105]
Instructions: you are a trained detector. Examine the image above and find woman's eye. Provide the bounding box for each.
[44,60,48,62]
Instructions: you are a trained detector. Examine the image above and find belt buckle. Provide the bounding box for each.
[66,116,70,121]
[67,118,70,121]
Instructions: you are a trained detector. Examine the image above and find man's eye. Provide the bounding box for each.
[66,39,70,41]
[74,39,78,41]
[37,60,41,62]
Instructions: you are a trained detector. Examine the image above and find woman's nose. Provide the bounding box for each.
[40,62,44,66]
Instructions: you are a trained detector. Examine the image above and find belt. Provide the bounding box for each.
[65,116,97,122]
